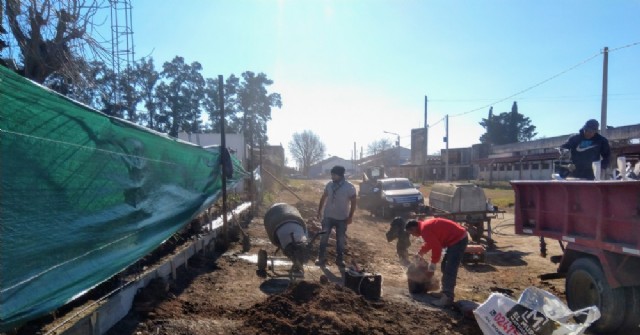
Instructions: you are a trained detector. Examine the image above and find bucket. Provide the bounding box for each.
[406,263,439,293]
[592,161,601,180]
[617,157,627,180]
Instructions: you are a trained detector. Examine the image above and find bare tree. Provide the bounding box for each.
[366,138,392,156]
[288,130,325,176]
[2,0,107,83]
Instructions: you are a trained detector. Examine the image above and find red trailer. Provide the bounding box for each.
[511,180,640,333]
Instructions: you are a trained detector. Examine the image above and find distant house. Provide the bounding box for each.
[308,156,356,178]
[358,146,411,169]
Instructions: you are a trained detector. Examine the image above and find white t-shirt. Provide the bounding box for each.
[322,179,356,220]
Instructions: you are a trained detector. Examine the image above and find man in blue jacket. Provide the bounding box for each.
[560,119,610,180]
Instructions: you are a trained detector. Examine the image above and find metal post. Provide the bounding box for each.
[445,114,449,181]
[600,46,608,137]
[218,75,228,237]
[353,141,357,174]
[423,95,428,183]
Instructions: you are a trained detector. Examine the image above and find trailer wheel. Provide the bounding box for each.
[620,286,640,331]
[566,258,626,333]
[257,249,268,272]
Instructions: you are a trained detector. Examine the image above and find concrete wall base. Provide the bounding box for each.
[55,202,252,335]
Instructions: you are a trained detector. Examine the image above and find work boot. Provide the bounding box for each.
[428,292,444,299]
[431,295,453,308]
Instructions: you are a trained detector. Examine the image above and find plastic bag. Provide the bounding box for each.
[474,287,600,335]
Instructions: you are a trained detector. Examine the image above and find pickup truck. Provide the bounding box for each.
[359,177,425,218]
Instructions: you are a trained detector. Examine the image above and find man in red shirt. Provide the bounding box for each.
[405,218,469,307]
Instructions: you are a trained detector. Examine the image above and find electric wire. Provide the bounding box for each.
[447,41,640,119]
[450,51,602,118]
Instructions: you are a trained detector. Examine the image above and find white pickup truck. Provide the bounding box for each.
[359,177,425,218]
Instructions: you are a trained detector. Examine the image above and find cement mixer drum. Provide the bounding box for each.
[263,203,307,248]
[262,203,312,275]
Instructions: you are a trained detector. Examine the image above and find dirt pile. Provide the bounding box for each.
[237,281,482,335]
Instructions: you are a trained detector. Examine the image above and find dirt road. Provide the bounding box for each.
[105,178,566,335]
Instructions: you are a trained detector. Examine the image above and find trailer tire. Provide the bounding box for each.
[566,258,626,333]
[620,286,640,331]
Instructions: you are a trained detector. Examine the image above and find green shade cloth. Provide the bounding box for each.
[0,65,247,331]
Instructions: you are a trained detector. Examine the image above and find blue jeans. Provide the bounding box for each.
[440,236,468,299]
[318,217,347,262]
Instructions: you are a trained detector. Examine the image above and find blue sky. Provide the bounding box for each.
[118,0,639,165]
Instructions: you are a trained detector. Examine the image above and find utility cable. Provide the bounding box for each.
[429,116,445,129]
[450,41,640,118]
[450,51,602,118]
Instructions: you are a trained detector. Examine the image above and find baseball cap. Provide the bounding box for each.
[330,165,345,177]
[583,119,599,132]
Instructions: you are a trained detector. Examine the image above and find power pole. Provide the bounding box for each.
[600,46,609,137]
[423,95,428,183]
[353,141,357,174]
[218,75,228,239]
[445,114,449,181]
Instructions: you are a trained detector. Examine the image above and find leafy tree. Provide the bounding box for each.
[87,61,121,117]
[44,58,143,123]
[44,57,97,106]
[2,0,106,83]
[288,130,326,176]
[366,138,393,156]
[118,66,143,123]
[479,101,537,145]
[202,74,240,133]
[234,71,282,148]
[129,57,159,129]
[44,59,121,116]
[154,56,205,137]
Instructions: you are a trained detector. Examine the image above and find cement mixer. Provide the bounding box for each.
[258,203,322,276]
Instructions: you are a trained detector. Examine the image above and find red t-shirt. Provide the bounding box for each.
[416,218,468,263]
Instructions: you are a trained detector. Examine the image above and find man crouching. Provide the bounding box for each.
[385,216,412,265]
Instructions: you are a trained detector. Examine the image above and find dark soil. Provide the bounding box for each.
[18,178,571,335]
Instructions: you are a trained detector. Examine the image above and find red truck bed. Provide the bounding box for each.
[511,180,640,256]
[510,180,640,332]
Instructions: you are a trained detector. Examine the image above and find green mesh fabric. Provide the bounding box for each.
[0,65,247,331]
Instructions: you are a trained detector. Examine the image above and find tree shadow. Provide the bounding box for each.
[462,262,497,273]
[485,248,530,267]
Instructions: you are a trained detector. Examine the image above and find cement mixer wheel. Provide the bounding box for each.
[257,249,268,272]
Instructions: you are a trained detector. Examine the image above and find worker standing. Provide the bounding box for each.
[560,119,611,180]
[316,165,357,268]
[405,218,468,307]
